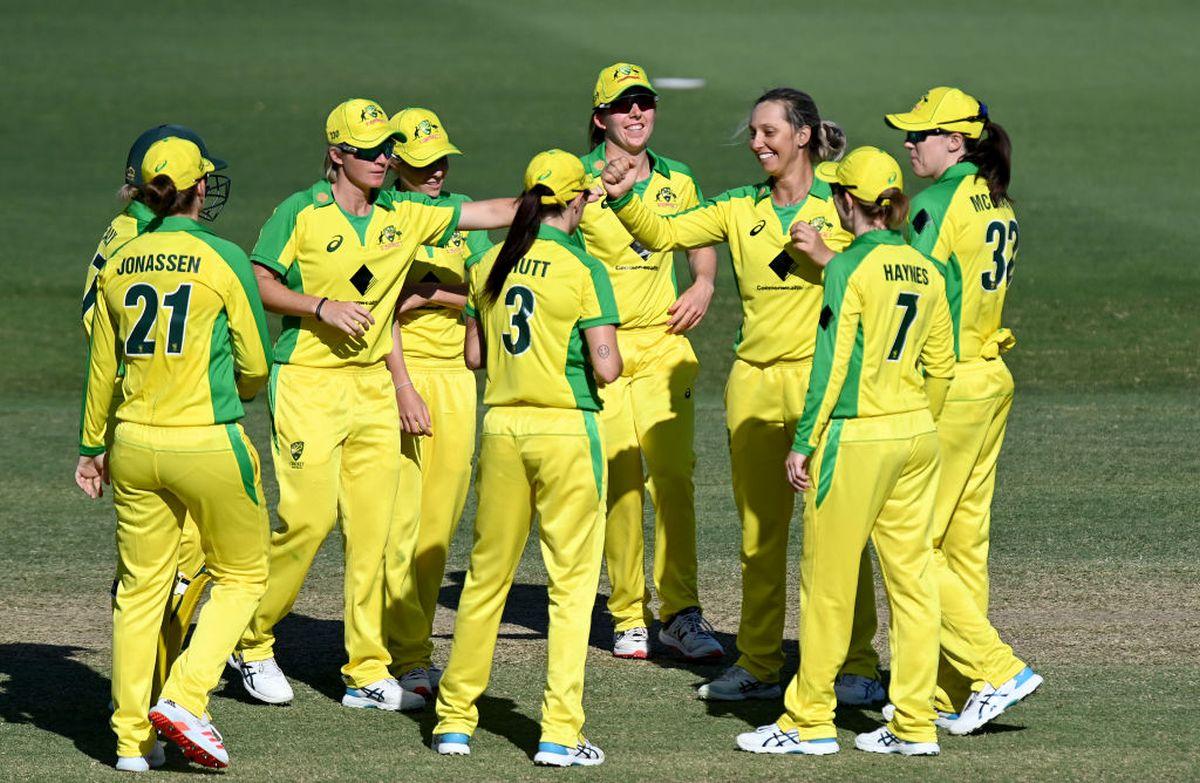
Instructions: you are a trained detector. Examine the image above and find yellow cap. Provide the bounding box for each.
[389,107,462,166]
[593,62,658,109]
[140,137,215,190]
[325,98,393,148]
[884,86,988,139]
[523,149,596,206]
[815,146,904,205]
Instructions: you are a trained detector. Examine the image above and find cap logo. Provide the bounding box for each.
[360,104,385,122]
[329,129,340,141]
[154,160,168,172]
[887,173,896,184]
[413,119,441,142]
[613,64,642,83]
[537,169,552,181]
[913,94,928,112]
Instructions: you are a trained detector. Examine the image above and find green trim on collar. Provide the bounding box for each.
[937,161,979,183]
[754,167,832,203]
[536,224,582,247]
[154,216,208,233]
[848,229,906,250]
[126,200,157,223]
[583,144,671,179]
[309,180,337,208]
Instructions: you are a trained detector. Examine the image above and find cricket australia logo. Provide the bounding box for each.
[809,216,833,233]
[289,441,305,467]
[655,186,676,208]
[377,225,402,249]
[414,119,438,139]
[360,104,385,122]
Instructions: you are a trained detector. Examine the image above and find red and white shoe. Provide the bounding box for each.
[149,699,229,769]
[613,627,650,659]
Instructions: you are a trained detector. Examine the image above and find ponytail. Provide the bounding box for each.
[753,88,846,162]
[814,120,847,163]
[832,184,910,234]
[141,174,199,219]
[484,185,556,303]
[963,120,1012,204]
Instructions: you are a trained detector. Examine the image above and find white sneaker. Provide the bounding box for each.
[834,673,886,705]
[659,608,724,660]
[148,699,229,769]
[736,723,839,755]
[950,667,1043,735]
[881,702,958,730]
[115,756,149,773]
[855,725,939,756]
[432,732,471,755]
[697,665,782,701]
[533,738,605,766]
[342,677,425,711]
[228,653,294,705]
[613,626,650,659]
[399,667,434,699]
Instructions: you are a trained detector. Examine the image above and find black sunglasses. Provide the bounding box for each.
[338,139,395,161]
[905,129,947,144]
[608,93,658,114]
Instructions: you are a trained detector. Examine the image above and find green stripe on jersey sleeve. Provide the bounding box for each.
[250,190,310,276]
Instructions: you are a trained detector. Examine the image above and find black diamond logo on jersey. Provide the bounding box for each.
[912,209,931,233]
[768,250,795,281]
[350,264,375,295]
[629,240,652,260]
[421,271,440,283]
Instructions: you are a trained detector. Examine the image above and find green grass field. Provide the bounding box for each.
[1,1,1198,780]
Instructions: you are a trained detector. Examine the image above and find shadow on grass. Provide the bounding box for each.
[0,642,207,773]
[402,694,542,758]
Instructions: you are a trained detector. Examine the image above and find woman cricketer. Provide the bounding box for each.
[885,87,1042,734]
[228,98,514,711]
[81,124,223,716]
[381,107,492,699]
[577,62,721,661]
[601,89,883,704]
[432,150,621,767]
[737,146,955,757]
[76,137,272,771]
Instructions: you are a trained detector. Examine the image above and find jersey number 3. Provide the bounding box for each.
[124,283,192,357]
[502,285,535,356]
[982,219,1019,291]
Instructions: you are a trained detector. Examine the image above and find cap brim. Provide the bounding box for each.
[884,111,938,131]
[595,85,659,109]
[395,142,462,166]
[813,161,841,184]
[207,155,227,172]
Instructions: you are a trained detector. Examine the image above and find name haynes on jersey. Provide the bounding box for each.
[882,262,931,285]
[116,253,202,275]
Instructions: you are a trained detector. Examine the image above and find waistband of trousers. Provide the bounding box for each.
[835,408,936,442]
[275,360,390,377]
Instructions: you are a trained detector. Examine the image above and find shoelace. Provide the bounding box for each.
[253,658,283,677]
[403,667,429,681]
[674,611,716,641]
[574,742,600,759]
[622,627,649,642]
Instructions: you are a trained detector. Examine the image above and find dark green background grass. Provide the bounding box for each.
[1,1,1197,780]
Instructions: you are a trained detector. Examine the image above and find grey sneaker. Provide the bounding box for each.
[697,665,782,701]
[659,608,723,661]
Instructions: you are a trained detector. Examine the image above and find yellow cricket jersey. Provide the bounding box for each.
[909,162,1019,361]
[792,230,955,455]
[389,190,492,362]
[576,146,703,328]
[610,176,851,363]
[465,225,620,411]
[82,200,160,337]
[80,217,273,455]
[251,180,460,368]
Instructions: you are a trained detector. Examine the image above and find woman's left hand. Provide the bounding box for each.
[75,454,108,498]
[785,450,810,493]
[667,278,714,334]
[397,384,433,436]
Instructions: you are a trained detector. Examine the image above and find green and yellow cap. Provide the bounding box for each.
[389,107,462,166]
[815,146,904,205]
[524,149,596,206]
[326,98,393,148]
[140,137,216,190]
[884,86,988,139]
[593,62,658,109]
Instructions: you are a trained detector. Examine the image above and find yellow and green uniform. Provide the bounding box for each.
[909,161,1026,709]
[434,225,618,747]
[382,190,492,676]
[238,180,460,687]
[779,229,955,744]
[80,216,273,758]
[84,202,210,703]
[610,179,879,683]
[576,145,704,630]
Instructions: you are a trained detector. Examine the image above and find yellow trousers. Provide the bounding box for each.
[110,422,269,758]
[435,406,606,747]
[725,359,878,683]
[106,385,208,704]
[933,358,1025,711]
[240,363,400,687]
[385,362,477,674]
[599,328,699,630]
[779,411,941,744]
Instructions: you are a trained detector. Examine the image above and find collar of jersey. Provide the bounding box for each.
[126,200,157,223]
[584,143,670,179]
[308,179,392,211]
[154,216,208,233]
[936,161,979,183]
[536,223,582,247]
[848,228,905,249]
[753,172,832,204]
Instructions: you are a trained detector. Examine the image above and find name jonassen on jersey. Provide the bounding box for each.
[116,254,202,275]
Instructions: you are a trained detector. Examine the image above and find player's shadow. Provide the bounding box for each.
[403,693,542,758]
[0,642,204,773]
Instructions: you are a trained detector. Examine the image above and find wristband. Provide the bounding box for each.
[395,381,414,391]
[315,297,329,321]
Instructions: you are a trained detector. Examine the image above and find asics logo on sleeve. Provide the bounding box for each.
[749,219,766,236]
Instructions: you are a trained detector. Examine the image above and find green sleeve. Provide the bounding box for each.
[250,192,306,277]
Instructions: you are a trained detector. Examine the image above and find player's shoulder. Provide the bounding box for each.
[268,182,327,223]
[910,176,966,233]
[465,242,500,271]
[651,150,697,182]
[705,183,760,205]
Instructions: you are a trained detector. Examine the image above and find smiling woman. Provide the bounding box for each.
[225,98,517,715]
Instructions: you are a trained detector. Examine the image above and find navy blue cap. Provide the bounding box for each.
[124,124,227,186]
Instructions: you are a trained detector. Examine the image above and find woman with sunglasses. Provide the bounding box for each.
[432,150,620,766]
[77,136,272,771]
[379,107,493,700]
[229,98,515,712]
[601,88,882,704]
[577,62,721,662]
[884,87,1042,735]
[80,125,227,741]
